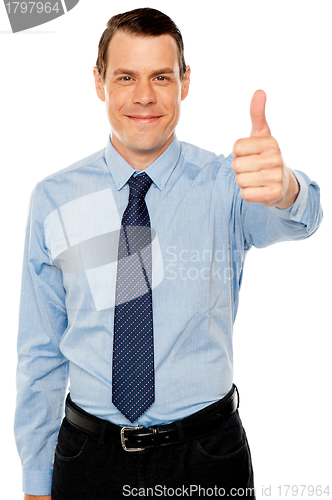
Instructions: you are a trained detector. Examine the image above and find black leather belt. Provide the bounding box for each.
[65,385,239,452]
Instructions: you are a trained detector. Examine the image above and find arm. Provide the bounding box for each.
[232,90,301,210]
[231,90,322,247]
[14,184,69,496]
[239,168,322,249]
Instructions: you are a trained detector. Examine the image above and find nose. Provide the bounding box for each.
[132,79,156,106]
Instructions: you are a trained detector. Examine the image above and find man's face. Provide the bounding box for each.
[94,31,190,164]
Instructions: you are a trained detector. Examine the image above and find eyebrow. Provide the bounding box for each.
[112,68,175,77]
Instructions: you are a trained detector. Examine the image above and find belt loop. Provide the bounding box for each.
[99,420,107,445]
[234,384,240,409]
[152,427,160,447]
[174,420,185,444]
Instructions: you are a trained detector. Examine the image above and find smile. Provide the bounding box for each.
[125,115,161,124]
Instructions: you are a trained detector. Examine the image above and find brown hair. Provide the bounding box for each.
[96,8,187,83]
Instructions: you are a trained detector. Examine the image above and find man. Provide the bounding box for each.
[15,7,322,500]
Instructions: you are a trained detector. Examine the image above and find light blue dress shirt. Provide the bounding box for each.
[14,135,322,495]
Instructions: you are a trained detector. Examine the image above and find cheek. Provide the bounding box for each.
[106,89,129,115]
[170,96,181,121]
[162,91,181,117]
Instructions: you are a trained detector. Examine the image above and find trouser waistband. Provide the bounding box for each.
[65,385,239,452]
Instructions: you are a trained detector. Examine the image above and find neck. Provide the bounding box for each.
[111,134,174,170]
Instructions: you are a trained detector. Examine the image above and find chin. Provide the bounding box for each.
[128,137,165,155]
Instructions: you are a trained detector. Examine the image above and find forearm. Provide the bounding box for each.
[242,169,322,248]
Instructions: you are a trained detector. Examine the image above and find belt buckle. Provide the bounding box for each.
[120,426,145,452]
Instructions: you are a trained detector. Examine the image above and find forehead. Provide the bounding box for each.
[106,31,180,76]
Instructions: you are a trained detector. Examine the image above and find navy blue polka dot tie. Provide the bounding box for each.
[112,172,155,422]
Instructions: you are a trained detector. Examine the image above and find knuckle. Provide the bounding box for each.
[266,136,280,151]
[232,157,241,172]
[270,186,282,200]
[233,139,244,156]
[265,167,283,184]
[276,168,284,183]
[240,188,247,200]
[236,173,244,187]
[241,188,252,202]
[265,153,281,168]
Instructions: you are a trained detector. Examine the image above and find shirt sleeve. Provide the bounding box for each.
[240,169,323,249]
[14,184,69,496]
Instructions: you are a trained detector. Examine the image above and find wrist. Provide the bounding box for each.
[276,168,300,209]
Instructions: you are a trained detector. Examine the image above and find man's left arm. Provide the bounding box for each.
[232,90,323,245]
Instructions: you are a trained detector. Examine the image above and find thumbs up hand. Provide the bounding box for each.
[232,90,299,208]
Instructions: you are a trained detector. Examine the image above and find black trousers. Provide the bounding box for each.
[51,392,255,499]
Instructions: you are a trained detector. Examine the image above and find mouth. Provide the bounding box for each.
[125,115,161,124]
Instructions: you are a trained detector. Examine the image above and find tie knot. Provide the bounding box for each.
[128,172,153,199]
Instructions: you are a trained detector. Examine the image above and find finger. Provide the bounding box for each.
[233,150,282,174]
[240,186,282,206]
[233,136,278,158]
[236,171,265,188]
[233,154,263,174]
[236,168,283,188]
[233,154,269,174]
[250,89,271,137]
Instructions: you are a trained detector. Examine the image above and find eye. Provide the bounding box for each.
[155,76,168,81]
[120,76,133,82]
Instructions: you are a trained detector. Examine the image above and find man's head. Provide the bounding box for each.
[93,8,191,169]
[95,8,187,85]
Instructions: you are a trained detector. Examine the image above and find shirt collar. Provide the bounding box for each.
[104,134,181,191]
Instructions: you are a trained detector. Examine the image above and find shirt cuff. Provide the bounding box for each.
[22,468,53,496]
[269,170,308,222]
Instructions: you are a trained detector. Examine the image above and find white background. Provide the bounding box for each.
[1,0,331,497]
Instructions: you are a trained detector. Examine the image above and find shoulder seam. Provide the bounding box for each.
[36,148,106,186]
[179,142,221,169]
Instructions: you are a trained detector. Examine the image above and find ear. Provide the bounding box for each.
[93,67,106,102]
[181,66,191,101]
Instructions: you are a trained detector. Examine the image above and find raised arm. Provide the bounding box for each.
[229,90,322,249]
[232,90,300,209]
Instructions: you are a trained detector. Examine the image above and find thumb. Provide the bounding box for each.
[250,89,271,137]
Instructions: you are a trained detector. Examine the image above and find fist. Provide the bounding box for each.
[232,90,299,208]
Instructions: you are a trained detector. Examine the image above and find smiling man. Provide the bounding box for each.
[95,29,190,169]
[15,8,322,500]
